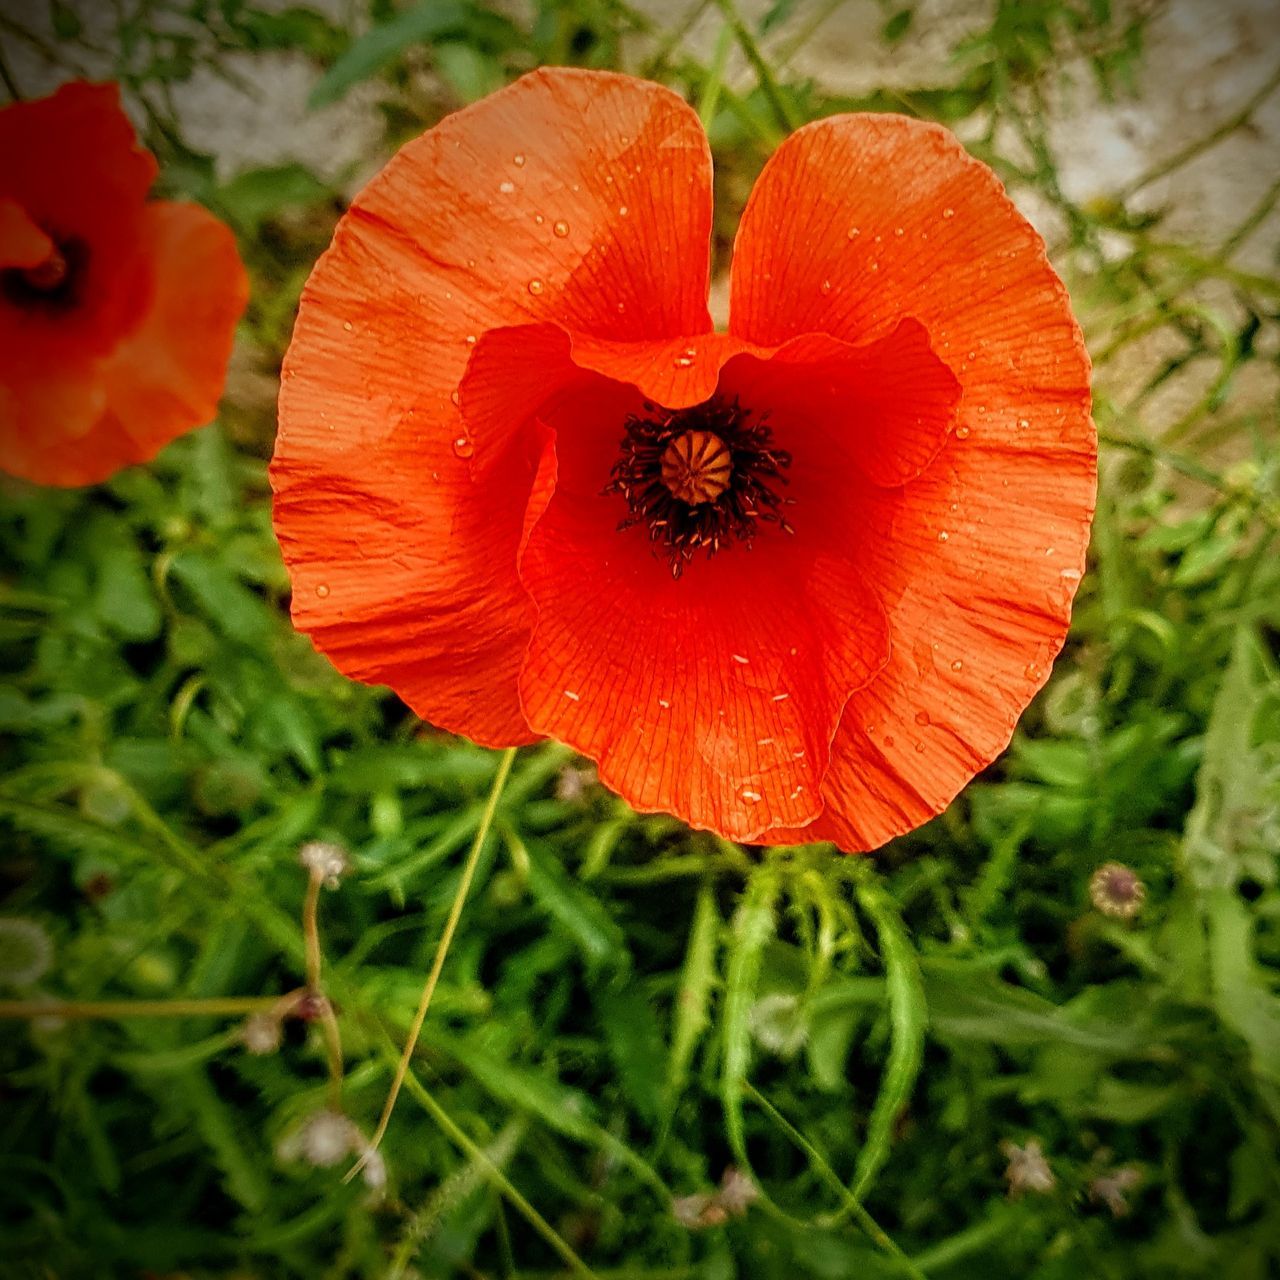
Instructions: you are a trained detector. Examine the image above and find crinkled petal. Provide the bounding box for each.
[459,324,896,839]
[731,113,1094,850]
[272,68,714,745]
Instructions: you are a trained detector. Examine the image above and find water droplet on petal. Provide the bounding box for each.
[937,530,949,543]
[315,583,330,598]
[1025,661,1042,680]
[894,226,904,236]
[342,321,353,332]
[452,436,474,459]
[883,735,895,748]
[534,214,544,225]
[563,689,580,701]
[955,424,971,439]
[942,207,955,218]
[658,697,671,709]
[915,710,930,726]
[449,390,460,406]
[741,789,762,804]
[732,654,749,665]
[772,692,789,703]
[465,334,477,345]
[1017,418,1030,430]
[820,279,833,294]
[618,205,628,216]
[499,180,515,194]
[674,347,696,368]
[528,279,544,296]
[847,226,860,239]
[513,153,526,166]
[951,659,964,672]
[553,220,570,237]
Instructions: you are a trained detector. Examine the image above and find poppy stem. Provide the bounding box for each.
[348,745,519,1181]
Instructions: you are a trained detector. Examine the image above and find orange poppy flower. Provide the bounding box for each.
[273,69,1094,851]
[0,81,248,487]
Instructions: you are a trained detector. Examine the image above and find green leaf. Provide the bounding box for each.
[594,975,666,1123]
[665,883,720,1114]
[720,861,781,1166]
[219,164,329,233]
[523,836,627,971]
[309,0,473,107]
[1206,889,1280,1114]
[1185,626,1280,891]
[882,8,914,42]
[434,40,503,102]
[852,879,927,1200]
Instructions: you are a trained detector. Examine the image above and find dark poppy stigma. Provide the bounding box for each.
[2,234,86,313]
[605,396,793,578]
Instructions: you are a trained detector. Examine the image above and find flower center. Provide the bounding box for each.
[660,429,732,505]
[605,395,793,579]
[2,235,86,313]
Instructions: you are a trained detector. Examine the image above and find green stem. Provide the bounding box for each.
[745,1083,929,1279]
[352,746,518,1173]
[393,1050,600,1280]
[712,0,801,135]
[0,996,278,1020]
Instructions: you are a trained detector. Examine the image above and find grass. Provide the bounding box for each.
[2,1,1279,1277]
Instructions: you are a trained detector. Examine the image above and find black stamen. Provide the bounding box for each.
[2,235,88,314]
[604,396,792,578]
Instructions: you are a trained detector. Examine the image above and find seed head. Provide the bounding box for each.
[277,1109,360,1168]
[0,917,55,989]
[1089,862,1146,919]
[1089,1164,1142,1216]
[1001,1138,1055,1197]
[240,1011,283,1056]
[299,840,351,887]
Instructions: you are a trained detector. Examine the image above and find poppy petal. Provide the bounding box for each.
[0,82,158,363]
[458,323,893,840]
[731,113,1094,849]
[0,198,54,269]
[0,202,246,487]
[272,68,713,745]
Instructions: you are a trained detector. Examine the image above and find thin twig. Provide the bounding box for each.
[348,746,518,1179]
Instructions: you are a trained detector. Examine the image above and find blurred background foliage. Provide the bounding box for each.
[2,0,1280,1277]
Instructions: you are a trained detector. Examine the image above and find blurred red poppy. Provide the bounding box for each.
[0,81,247,486]
[273,69,1095,851]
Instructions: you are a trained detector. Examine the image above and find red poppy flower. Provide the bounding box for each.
[272,69,1094,851]
[0,81,248,487]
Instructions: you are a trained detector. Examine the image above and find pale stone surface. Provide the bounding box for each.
[4,0,1275,253]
